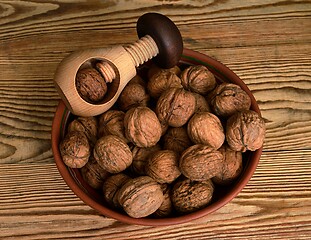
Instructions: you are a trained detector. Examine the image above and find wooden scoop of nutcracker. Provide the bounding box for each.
[54,12,183,116]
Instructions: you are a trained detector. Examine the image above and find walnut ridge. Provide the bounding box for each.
[226,110,266,152]
[93,135,132,173]
[117,176,164,218]
[124,106,162,147]
[156,87,196,127]
[187,112,225,149]
[179,144,224,181]
[181,65,216,95]
[171,178,214,213]
[209,83,251,117]
[60,131,90,168]
[146,150,181,183]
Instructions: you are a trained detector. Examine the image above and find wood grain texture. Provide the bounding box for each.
[0,0,310,239]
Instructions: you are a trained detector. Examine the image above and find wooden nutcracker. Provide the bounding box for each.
[54,13,183,116]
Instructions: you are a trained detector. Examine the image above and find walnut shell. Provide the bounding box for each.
[181,65,216,95]
[118,82,150,111]
[60,131,90,168]
[146,150,181,184]
[75,67,107,103]
[128,75,146,87]
[81,156,110,189]
[179,144,224,181]
[147,69,182,98]
[117,176,164,218]
[192,92,211,113]
[226,110,266,152]
[171,178,214,214]
[148,64,181,79]
[98,110,128,142]
[212,144,243,185]
[102,173,131,208]
[154,184,173,217]
[68,116,98,146]
[163,127,192,155]
[187,112,225,149]
[124,106,162,147]
[156,87,196,127]
[209,83,251,117]
[130,144,161,175]
[93,135,132,173]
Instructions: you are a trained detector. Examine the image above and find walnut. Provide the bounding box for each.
[171,178,214,214]
[81,156,110,189]
[226,110,266,152]
[209,83,251,117]
[181,65,216,95]
[212,144,243,185]
[60,131,90,168]
[124,106,162,147]
[118,82,150,111]
[147,69,182,98]
[93,135,132,173]
[68,116,98,146]
[130,144,161,175]
[192,92,211,113]
[148,64,181,80]
[128,75,146,87]
[145,150,181,184]
[75,67,107,103]
[163,127,192,155]
[179,144,223,181]
[187,112,225,149]
[156,87,196,127]
[154,184,173,217]
[102,173,131,208]
[98,110,128,142]
[117,176,164,218]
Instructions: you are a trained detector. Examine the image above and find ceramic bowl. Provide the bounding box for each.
[51,48,262,226]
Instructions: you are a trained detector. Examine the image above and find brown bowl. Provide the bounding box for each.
[52,48,262,226]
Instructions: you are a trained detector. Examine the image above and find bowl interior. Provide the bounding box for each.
[52,48,262,226]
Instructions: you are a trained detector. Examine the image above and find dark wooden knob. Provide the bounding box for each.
[136,12,183,69]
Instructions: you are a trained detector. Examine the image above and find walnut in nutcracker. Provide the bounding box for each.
[75,67,107,103]
[130,144,161,175]
[226,110,266,152]
[68,116,98,146]
[163,127,192,155]
[179,144,223,181]
[60,131,90,168]
[212,144,243,185]
[145,150,181,184]
[81,156,110,189]
[147,68,182,99]
[124,106,162,147]
[209,83,251,117]
[117,176,164,218]
[171,178,214,214]
[187,112,225,149]
[181,65,216,95]
[102,173,131,208]
[156,87,196,127]
[98,110,128,142]
[117,82,150,111]
[93,135,132,173]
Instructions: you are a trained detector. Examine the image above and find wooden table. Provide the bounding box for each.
[1,1,310,239]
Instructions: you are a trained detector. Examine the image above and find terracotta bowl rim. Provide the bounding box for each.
[52,48,262,226]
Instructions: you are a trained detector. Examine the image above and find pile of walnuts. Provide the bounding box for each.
[60,64,266,218]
